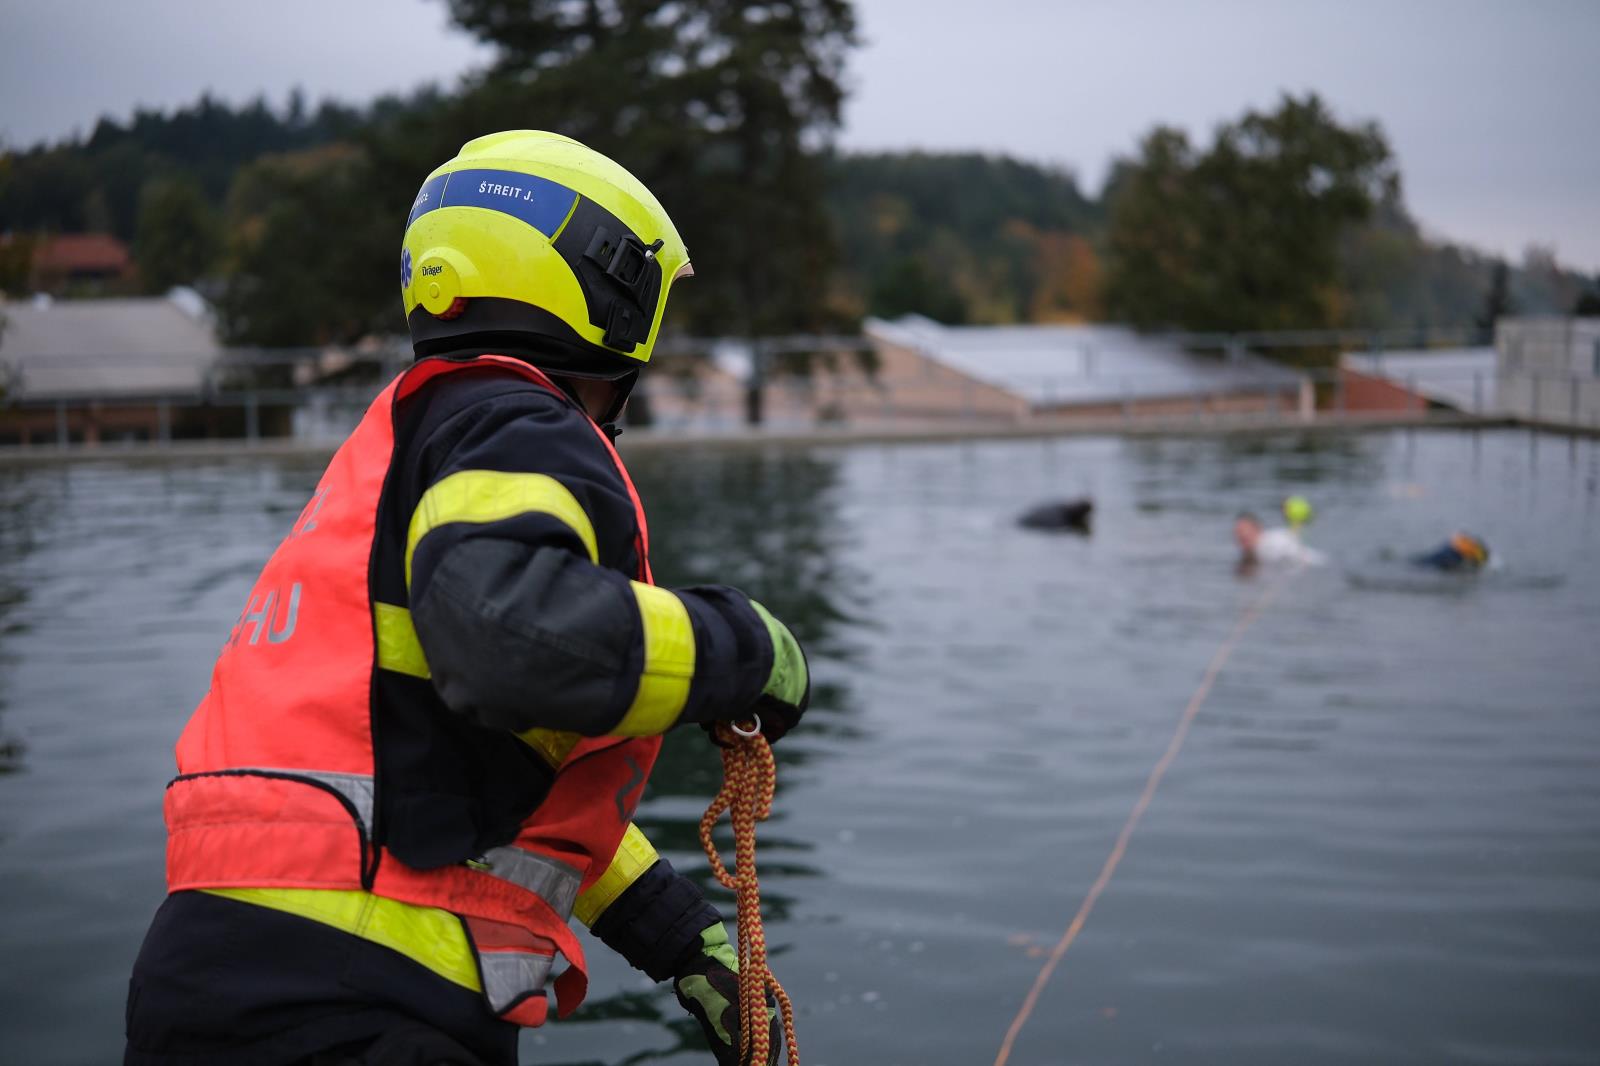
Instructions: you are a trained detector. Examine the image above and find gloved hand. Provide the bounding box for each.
[748,601,808,745]
[673,924,781,1066]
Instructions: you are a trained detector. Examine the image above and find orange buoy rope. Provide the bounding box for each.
[993,571,1292,1066]
[700,720,799,1065]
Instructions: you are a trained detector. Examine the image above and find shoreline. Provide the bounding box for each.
[2,412,1588,468]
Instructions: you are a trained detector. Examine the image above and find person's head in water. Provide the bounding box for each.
[1234,512,1263,560]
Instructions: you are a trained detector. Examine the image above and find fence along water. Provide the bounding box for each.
[2,326,1596,451]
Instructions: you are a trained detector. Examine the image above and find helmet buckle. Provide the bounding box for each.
[603,303,637,349]
[585,229,663,297]
[584,228,664,351]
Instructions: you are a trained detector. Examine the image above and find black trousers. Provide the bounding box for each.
[125,892,518,1066]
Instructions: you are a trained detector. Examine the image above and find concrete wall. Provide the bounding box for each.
[638,340,1028,428]
[1035,389,1300,420]
[815,339,1027,423]
[1496,318,1600,428]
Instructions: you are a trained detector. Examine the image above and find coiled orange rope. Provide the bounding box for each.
[699,722,799,1066]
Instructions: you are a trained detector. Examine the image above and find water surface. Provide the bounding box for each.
[1,429,1597,1065]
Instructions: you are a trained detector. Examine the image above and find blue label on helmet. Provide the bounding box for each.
[407,174,449,229]
[406,168,579,239]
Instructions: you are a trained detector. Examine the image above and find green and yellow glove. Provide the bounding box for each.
[748,601,809,745]
[673,924,781,1066]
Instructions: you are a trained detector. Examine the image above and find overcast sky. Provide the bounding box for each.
[2,0,1596,271]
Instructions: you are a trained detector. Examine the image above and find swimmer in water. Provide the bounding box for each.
[1235,510,1324,570]
[1411,532,1490,571]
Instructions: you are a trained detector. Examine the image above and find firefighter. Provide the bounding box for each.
[125,130,808,1066]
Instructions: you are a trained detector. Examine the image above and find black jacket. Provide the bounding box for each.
[126,362,782,1065]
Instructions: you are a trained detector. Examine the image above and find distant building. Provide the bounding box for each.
[0,291,287,446]
[1338,347,1498,415]
[859,316,1307,422]
[634,318,1310,430]
[30,233,134,293]
[1496,317,1600,429]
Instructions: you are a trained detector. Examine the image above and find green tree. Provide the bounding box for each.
[442,0,858,422]
[134,175,221,292]
[1103,93,1398,335]
[869,255,967,324]
[828,151,1100,324]
[216,147,398,346]
[1476,260,1514,331]
[1575,281,1600,316]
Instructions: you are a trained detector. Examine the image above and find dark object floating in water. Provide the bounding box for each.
[1019,499,1094,534]
[0,734,25,774]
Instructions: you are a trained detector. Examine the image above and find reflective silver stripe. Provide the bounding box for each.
[236,768,375,837]
[479,950,553,1014]
[474,846,582,919]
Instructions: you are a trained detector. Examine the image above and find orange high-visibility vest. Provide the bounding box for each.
[164,355,661,1027]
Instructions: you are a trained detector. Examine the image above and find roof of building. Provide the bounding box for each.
[865,315,1304,407]
[0,292,221,400]
[1340,347,1497,411]
[31,233,132,276]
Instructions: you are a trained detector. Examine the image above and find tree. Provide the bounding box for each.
[134,175,221,292]
[828,151,1100,326]
[216,147,399,346]
[443,0,858,423]
[0,233,35,295]
[1027,230,1102,322]
[1575,281,1600,317]
[1476,260,1514,332]
[1103,94,1398,336]
[870,255,966,324]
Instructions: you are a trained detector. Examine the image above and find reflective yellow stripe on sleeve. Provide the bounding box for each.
[573,824,660,928]
[374,601,581,769]
[374,601,430,678]
[203,887,480,992]
[405,469,599,588]
[612,582,696,736]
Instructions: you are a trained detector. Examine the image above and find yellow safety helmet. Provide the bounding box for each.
[400,130,691,381]
[1283,494,1313,529]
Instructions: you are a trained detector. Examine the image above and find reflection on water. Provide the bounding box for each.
[0,431,1598,1066]
[0,472,46,775]
[558,451,859,1054]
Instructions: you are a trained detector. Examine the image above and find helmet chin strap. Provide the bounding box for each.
[600,370,640,426]
[549,369,639,428]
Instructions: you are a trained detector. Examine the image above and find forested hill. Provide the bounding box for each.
[0,93,364,241]
[2,93,1595,343]
[827,152,1104,324]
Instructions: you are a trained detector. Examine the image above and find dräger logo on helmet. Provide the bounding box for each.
[421,264,444,277]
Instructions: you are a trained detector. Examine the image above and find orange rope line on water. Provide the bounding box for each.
[700,725,799,1066]
[993,572,1292,1066]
